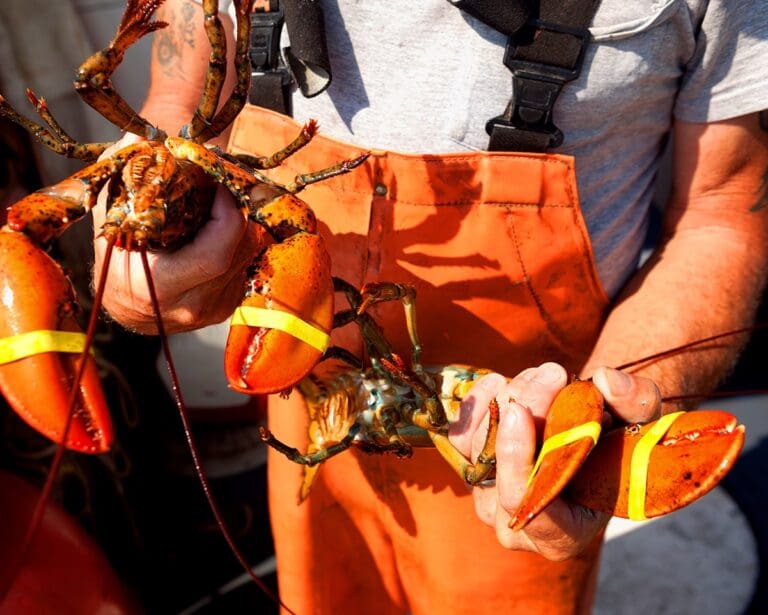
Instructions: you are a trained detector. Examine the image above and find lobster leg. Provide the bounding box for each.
[429,397,500,485]
[261,425,361,505]
[74,0,167,139]
[358,281,423,369]
[181,0,229,140]
[189,0,253,142]
[284,153,370,194]
[230,120,320,170]
[260,423,362,467]
[0,92,112,162]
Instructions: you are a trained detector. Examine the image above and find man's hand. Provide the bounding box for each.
[91,135,264,334]
[448,363,661,560]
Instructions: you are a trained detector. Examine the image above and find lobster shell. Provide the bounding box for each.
[0,231,112,453]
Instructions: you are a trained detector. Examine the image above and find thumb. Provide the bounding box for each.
[592,367,661,424]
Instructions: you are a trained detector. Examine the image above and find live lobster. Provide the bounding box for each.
[261,281,745,527]
[0,0,366,611]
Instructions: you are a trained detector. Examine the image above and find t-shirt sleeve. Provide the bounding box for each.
[674,0,768,122]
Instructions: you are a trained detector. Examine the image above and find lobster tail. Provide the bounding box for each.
[0,231,112,453]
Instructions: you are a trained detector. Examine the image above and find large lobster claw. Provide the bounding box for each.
[509,380,745,529]
[0,230,113,453]
[567,409,745,519]
[225,230,335,394]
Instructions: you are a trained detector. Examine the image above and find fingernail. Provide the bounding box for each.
[605,368,631,396]
[533,362,562,384]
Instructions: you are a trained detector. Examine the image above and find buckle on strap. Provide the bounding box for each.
[486,19,591,151]
[249,2,293,113]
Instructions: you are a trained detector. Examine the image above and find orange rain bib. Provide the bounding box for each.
[229,105,609,615]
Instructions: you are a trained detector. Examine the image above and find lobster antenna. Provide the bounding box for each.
[0,235,118,605]
[662,388,768,404]
[138,251,295,614]
[613,322,768,372]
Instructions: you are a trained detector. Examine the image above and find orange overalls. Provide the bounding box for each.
[229,105,609,614]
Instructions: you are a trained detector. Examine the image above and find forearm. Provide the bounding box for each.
[142,0,237,144]
[581,114,768,402]
[582,225,766,401]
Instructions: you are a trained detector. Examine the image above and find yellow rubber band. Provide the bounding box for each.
[627,411,684,521]
[528,421,602,487]
[231,306,330,353]
[0,330,89,365]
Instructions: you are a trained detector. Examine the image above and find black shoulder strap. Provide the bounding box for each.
[452,0,535,36]
[456,0,601,151]
[248,0,332,116]
[248,0,600,151]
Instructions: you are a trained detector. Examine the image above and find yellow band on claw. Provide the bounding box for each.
[231,306,330,353]
[627,411,684,521]
[528,420,602,487]
[0,330,89,364]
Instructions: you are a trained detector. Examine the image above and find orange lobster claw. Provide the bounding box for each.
[509,380,603,530]
[225,232,334,394]
[567,409,745,520]
[0,230,113,453]
[508,377,745,529]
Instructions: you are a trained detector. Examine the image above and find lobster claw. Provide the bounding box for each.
[225,232,335,394]
[508,378,745,529]
[508,380,603,530]
[567,409,745,520]
[0,230,113,453]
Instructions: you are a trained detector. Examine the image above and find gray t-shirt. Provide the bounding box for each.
[216,0,768,297]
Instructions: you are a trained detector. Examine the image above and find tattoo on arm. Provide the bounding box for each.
[155,1,198,79]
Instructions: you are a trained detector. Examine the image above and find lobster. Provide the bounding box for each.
[0,0,369,611]
[260,281,746,528]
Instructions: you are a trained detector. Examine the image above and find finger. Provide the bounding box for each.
[494,400,536,514]
[505,362,568,423]
[592,367,661,423]
[465,364,566,536]
[448,372,506,458]
[491,401,537,548]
